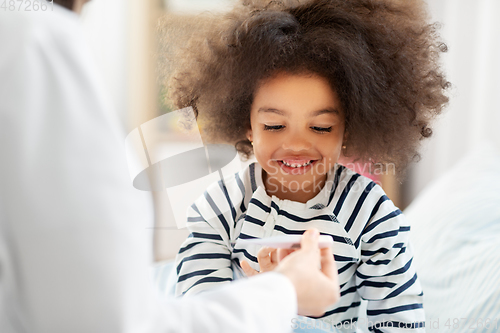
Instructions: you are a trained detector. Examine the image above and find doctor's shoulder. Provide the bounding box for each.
[0,4,81,43]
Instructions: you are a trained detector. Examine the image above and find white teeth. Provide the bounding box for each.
[282,160,313,168]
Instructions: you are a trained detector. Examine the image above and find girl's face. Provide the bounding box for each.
[247,72,346,203]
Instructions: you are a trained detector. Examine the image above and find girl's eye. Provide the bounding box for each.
[264,125,284,131]
[311,126,332,133]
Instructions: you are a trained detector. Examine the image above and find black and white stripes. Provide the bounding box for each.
[174,162,425,332]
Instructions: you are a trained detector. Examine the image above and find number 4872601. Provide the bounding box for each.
[1,0,54,11]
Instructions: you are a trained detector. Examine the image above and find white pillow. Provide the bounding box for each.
[405,142,500,332]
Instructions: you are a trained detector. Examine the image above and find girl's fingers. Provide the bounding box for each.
[240,260,259,277]
[319,247,338,281]
[257,247,277,272]
[270,248,278,264]
[278,248,296,261]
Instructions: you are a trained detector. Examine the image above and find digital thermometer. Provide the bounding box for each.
[232,235,334,249]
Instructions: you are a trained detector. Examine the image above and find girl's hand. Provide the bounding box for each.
[240,246,296,276]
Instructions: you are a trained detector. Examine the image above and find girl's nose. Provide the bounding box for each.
[281,131,313,152]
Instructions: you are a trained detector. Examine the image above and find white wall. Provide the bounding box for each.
[407,0,500,202]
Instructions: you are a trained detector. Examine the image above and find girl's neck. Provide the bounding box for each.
[262,170,327,203]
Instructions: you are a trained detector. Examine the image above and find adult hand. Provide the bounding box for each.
[275,229,340,317]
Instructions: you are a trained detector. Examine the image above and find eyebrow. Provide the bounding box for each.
[258,107,339,116]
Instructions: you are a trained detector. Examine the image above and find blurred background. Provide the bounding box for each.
[80,0,500,261]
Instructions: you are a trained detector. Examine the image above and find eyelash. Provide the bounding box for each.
[312,126,332,133]
[264,125,284,131]
[263,125,332,133]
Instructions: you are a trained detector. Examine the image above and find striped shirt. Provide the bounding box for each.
[174,162,425,332]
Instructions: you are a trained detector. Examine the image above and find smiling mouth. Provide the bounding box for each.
[276,159,319,175]
[281,160,313,168]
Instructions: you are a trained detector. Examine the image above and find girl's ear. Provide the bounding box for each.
[343,130,349,144]
[246,128,253,142]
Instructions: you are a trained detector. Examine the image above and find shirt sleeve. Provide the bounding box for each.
[356,191,426,332]
[174,180,239,296]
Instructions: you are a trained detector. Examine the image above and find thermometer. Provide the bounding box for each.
[231,234,333,249]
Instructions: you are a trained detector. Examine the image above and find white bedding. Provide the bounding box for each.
[405,142,500,332]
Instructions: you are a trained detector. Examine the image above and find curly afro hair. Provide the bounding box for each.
[168,0,450,172]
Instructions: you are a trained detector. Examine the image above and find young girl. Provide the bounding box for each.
[169,0,449,331]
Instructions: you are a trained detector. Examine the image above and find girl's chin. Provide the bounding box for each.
[263,174,329,201]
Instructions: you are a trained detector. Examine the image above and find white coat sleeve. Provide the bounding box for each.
[0,8,296,333]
